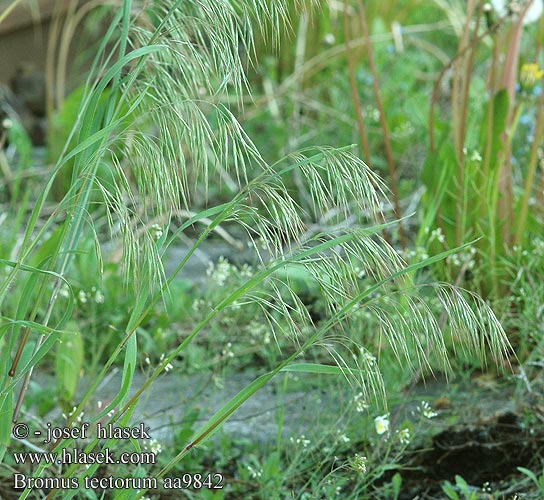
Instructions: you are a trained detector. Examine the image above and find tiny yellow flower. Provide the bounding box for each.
[374,414,390,435]
[520,63,544,91]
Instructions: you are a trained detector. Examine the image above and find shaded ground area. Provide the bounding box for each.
[24,368,346,445]
[389,376,544,499]
[400,412,543,498]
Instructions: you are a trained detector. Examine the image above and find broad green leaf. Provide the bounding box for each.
[487,89,510,170]
[56,323,84,401]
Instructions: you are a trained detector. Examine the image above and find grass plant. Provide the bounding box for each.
[423,0,543,300]
[0,0,519,498]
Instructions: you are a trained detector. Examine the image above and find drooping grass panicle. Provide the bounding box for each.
[0,1,517,490]
[282,148,388,223]
[432,284,514,366]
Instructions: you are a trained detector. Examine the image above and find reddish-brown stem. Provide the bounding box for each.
[7,327,31,378]
[355,0,405,249]
[343,1,371,165]
[453,2,481,246]
[342,1,392,246]
[429,17,505,153]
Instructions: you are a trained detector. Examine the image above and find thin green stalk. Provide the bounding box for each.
[276,372,289,451]
[495,1,533,249]
[458,2,481,159]
[480,38,499,219]
[11,164,99,421]
[457,6,481,246]
[0,0,24,25]
[452,0,477,246]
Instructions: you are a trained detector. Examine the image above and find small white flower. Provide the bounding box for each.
[78,290,88,304]
[239,264,253,278]
[206,256,232,286]
[323,33,335,45]
[59,283,70,298]
[147,439,162,454]
[164,362,174,372]
[338,434,350,443]
[247,465,262,478]
[353,392,369,413]
[352,453,368,474]
[192,298,206,312]
[290,435,310,447]
[417,401,438,419]
[431,228,445,244]
[365,105,380,122]
[222,342,234,358]
[359,347,376,366]
[374,414,390,435]
[470,150,482,162]
[150,224,164,240]
[398,428,411,445]
[94,289,104,304]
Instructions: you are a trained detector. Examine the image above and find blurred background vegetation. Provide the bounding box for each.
[0,0,543,498]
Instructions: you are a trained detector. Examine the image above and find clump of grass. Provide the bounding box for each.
[424,0,543,300]
[0,1,513,498]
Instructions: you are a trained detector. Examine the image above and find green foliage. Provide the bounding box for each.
[0,0,522,498]
[55,324,84,404]
[442,475,479,500]
[421,2,543,300]
[48,86,115,201]
[518,466,544,494]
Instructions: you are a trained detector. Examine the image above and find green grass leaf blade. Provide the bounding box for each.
[280,363,359,376]
[0,391,12,463]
